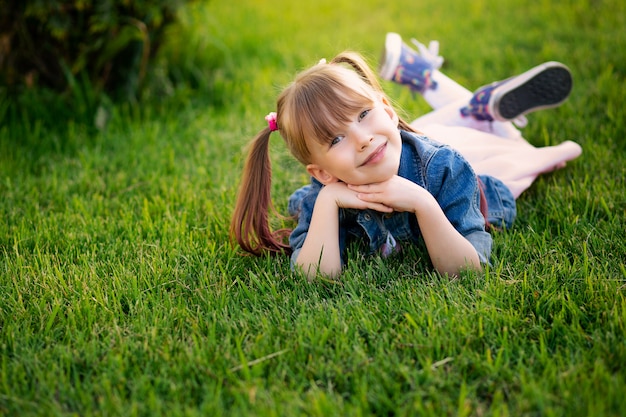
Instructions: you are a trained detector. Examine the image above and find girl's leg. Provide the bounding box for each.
[411,97,524,140]
[379,32,469,109]
[379,33,573,140]
[412,61,581,195]
[379,33,523,139]
[423,69,472,109]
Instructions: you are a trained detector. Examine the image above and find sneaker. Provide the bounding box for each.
[460,61,573,124]
[379,32,443,94]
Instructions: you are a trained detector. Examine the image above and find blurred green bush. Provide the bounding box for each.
[0,0,193,99]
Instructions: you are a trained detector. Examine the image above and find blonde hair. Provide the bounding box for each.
[230,51,417,256]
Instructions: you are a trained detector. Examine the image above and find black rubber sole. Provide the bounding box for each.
[494,64,573,120]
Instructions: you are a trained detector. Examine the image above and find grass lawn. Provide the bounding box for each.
[1,0,625,415]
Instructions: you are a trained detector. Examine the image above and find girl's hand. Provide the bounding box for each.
[347,175,429,214]
[322,182,394,213]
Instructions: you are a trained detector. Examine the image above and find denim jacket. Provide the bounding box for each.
[288,130,516,267]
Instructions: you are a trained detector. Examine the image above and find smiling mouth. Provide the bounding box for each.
[360,142,387,166]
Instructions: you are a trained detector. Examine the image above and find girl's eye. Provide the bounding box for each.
[358,109,370,121]
[330,135,344,147]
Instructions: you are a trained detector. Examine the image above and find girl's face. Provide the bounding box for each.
[305,96,402,186]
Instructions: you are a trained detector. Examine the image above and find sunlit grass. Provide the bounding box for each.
[1,0,625,415]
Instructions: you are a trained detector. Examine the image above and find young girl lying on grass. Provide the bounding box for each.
[230,33,582,279]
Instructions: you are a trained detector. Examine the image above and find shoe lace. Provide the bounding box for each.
[411,38,444,70]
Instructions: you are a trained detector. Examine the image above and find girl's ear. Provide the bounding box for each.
[306,164,339,185]
[380,95,399,124]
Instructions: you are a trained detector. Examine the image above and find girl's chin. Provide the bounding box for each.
[350,174,395,186]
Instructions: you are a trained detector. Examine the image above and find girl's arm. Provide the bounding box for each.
[294,188,342,277]
[349,176,481,276]
[295,182,393,278]
[410,188,481,275]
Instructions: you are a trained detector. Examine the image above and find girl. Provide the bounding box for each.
[230,34,581,278]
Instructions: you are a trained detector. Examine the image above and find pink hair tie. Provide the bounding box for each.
[265,112,278,132]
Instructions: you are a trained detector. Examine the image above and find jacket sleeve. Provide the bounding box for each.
[288,181,321,267]
[424,146,493,264]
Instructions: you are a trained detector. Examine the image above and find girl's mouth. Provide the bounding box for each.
[360,142,387,166]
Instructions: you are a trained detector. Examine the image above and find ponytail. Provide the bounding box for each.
[331,52,385,95]
[230,127,292,256]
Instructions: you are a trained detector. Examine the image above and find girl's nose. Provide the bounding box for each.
[349,125,372,150]
[358,135,373,150]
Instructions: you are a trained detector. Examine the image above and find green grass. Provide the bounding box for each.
[1,0,625,415]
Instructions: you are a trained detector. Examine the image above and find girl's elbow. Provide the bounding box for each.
[295,257,342,281]
[297,264,342,281]
[434,255,482,277]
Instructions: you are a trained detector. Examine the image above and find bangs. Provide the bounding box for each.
[298,77,375,145]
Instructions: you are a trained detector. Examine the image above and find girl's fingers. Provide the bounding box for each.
[367,203,393,212]
[355,194,392,212]
[356,192,381,201]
